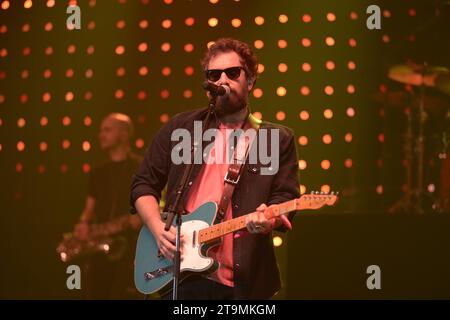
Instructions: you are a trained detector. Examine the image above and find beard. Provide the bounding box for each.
[214,92,247,117]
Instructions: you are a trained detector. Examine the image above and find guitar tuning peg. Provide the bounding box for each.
[320,191,324,195]
[331,191,334,195]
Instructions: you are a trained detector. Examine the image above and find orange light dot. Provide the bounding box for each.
[279,14,288,23]
[0,48,8,58]
[24,0,32,9]
[162,19,172,29]
[350,11,358,20]
[0,95,4,103]
[67,44,76,54]
[40,117,48,126]
[62,116,71,126]
[208,18,218,27]
[137,90,147,100]
[84,91,93,101]
[278,39,287,48]
[65,91,74,102]
[17,118,26,128]
[82,141,91,152]
[17,141,25,152]
[184,43,194,52]
[135,138,145,149]
[138,42,148,52]
[44,22,53,31]
[255,16,265,25]
[85,69,93,78]
[0,25,7,34]
[348,61,356,70]
[43,69,52,79]
[45,46,53,55]
[300,185,307,194]
[42,92,51,102]
[278,63,288,73]
[276,111,286,121]
[302,14,312,23]
[300,86,310,96]
[115,45,125,55]
[115,89,124,99]
[277,87,287,97]
[347,85,356,94]
[253,88,263,98]
[160,114,170,123]
[327,12,336,22]
[116,67,126,77]
[383,10,391,18]
[22,23,30,32]
[254,40,264,49]
[139,19,149,29]
[231,18,241,28]
[66,68,74,78]
[257,64,265,74]
[348,38,357,47]
[345,158,353,168]
[160,89,170,99]
[253,112,262,120]
[324,109,333,119]
[321,185,331,194]
[183,90,192,99]
[84,116,92,126]
[62,140,71,150]
[138,66,148,76]
[185,17,195,26]
[298,160,307,170]
[47,0,55,7]
[298,136,308,146]
[2,1,10,10]
[301,38,311,47]
[299,111,310,120]
[184,66,194,76]
[161,42,171,52]
[326,60,335,70]
[325,37,335,46]
[376,185,383,194]
[302,63,311,72]
[382,34,390,43]
[347,107,355,117]
[321,160,331,170]
[39,142,48,152]
[116,20,126,29]
[322,134,332,144]
[162,67,171,76]
[16,163,23,173]
[82,163,91,173]
[345,133,353,143]
[324,86,334,95]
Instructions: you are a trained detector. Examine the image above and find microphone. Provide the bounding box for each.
[202,81,230,96]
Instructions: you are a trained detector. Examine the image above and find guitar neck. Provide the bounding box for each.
[89,215,131,238]
[198,199,298,244]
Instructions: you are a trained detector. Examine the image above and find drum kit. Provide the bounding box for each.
[381,61,450,214]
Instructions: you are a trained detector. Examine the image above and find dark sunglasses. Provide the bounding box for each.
[205,66,245,82]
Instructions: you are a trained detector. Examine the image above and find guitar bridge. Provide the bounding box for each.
[144,266,172,280]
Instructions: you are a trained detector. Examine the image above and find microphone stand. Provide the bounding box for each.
[164,94,217,300]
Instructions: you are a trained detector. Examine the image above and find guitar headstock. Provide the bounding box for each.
[295,191,339,210]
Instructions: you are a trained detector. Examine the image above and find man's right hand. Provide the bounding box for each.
[74,221,89,241]
[152,220,183,261]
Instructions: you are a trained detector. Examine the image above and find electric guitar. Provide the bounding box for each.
[57,214,138,263]
[134,192,338,295]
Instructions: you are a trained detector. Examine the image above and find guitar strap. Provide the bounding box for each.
[216,113,261,221]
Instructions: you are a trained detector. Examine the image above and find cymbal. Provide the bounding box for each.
[372,91,449,114]
[388,63,450,88]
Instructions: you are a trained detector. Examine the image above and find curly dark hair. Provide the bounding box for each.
[201,38,259,86]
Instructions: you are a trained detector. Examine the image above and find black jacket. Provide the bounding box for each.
[130,107,300,299]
